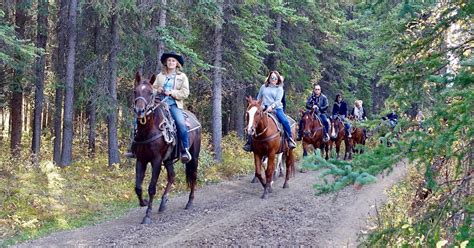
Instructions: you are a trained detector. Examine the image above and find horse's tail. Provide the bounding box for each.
[286,149,296,178]
[185,128,201,189]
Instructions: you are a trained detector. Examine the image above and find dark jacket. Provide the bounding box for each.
[332,101,348,117]
[306,93,329,114]
[385,112,398,121]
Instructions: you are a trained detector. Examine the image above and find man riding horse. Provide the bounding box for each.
[297,84,330,142]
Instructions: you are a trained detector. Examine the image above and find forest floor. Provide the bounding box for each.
[16,161,407,247]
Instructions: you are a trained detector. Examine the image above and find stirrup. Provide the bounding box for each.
[180,148,192,163]
[288,138,297,149]
[125,151,136,158]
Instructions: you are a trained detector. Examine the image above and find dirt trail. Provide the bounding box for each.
[17,161,407,247]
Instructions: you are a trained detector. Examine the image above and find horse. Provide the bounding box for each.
[300,109,329,160]
[132,72,201,224]
[329,115,351,160]
[245,96,295,199]
[347,115,367,154]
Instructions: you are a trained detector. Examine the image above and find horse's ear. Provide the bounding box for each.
[135,71,141,86]
[149,74,156,85]
[257,98,263,105]
[299,109,305,115]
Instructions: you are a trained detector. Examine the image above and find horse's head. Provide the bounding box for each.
[133,72,157,123]
[300,109,320,138]
[245,96,264,136]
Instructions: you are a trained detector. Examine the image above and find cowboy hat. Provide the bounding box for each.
[160,52,184,66]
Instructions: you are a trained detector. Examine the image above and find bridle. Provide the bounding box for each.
[303,112,323,138]
[133,90,157,125]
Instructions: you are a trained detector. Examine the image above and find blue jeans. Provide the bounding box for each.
[320,114,329,135]
[274,108,293,138]
[169,104,189,149]
[344,122,351,135]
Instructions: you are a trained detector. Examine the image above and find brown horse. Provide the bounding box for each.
[245,96,295,199]
[133,72,201,224]
[351,127,366,154]
[300,109,329,159]
[329,116,351,160]
[347,116,367,155]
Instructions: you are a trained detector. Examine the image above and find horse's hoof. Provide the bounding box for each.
[158,204,166,212]
[261,193,268,199]
[139,199,149,207]
[251,177,258,183]
[185,202,193,210]
[158,197,168,212]
[141,216,152,224]
[283,182,289,188]
[268,187,273,193]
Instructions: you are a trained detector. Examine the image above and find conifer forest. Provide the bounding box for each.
[0,0,472,246]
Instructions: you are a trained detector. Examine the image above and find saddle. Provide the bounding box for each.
[158,105,201,162]
[267,113,296,153]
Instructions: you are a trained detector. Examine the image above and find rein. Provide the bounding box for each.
[253,112,280,142]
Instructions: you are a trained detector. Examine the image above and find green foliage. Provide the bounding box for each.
[0,10,39,70]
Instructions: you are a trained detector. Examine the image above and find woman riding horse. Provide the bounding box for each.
[243,71,296,151]
[245,96,295,199]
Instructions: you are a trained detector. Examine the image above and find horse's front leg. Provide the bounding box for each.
[184,153,199,210]
[262,153,276,199]
[159,160,175,212]
[302,141,308,157]
[142,158,163,224]
[344,138,351,160]
[335,139,342,160]
[135,160,148,207]
[254,154,265,188]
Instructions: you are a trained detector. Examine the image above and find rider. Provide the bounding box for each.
[331,93,351,138]
[148,52,191,163]
[383,109,399,128]
[297,84,330,142]
[243,71,297,151]
[350,99,367,121]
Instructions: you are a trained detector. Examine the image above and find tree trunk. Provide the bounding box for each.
[32,0,49,160]
[107,0,121,166]
[235,87,245,138]
[212,1,223,162]
[155,0,167,75]
[53,0,68,164]
[10,0,28,156]
[60,0,78,166]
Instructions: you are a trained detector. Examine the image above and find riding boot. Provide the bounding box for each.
[125,142,137,158]
[243,134,253,152]
[296,130,303,141]
[296,120,303,141]
[346,130,352,138]
[323,131,330,142]
[180,148,192,163]
[287,137,297,149]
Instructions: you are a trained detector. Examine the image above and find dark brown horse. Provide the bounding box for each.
[133,72,201,224]
[300,109,329,159]
[245,96,295,199]
[329,115,351,160]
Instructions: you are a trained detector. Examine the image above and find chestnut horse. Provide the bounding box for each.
[245,96,295,199]
[329,115,351,160]
[351,126,366,154]
[300,109,329,160]
[132,72,201,224]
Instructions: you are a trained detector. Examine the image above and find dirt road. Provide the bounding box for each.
[17,162,406,247]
